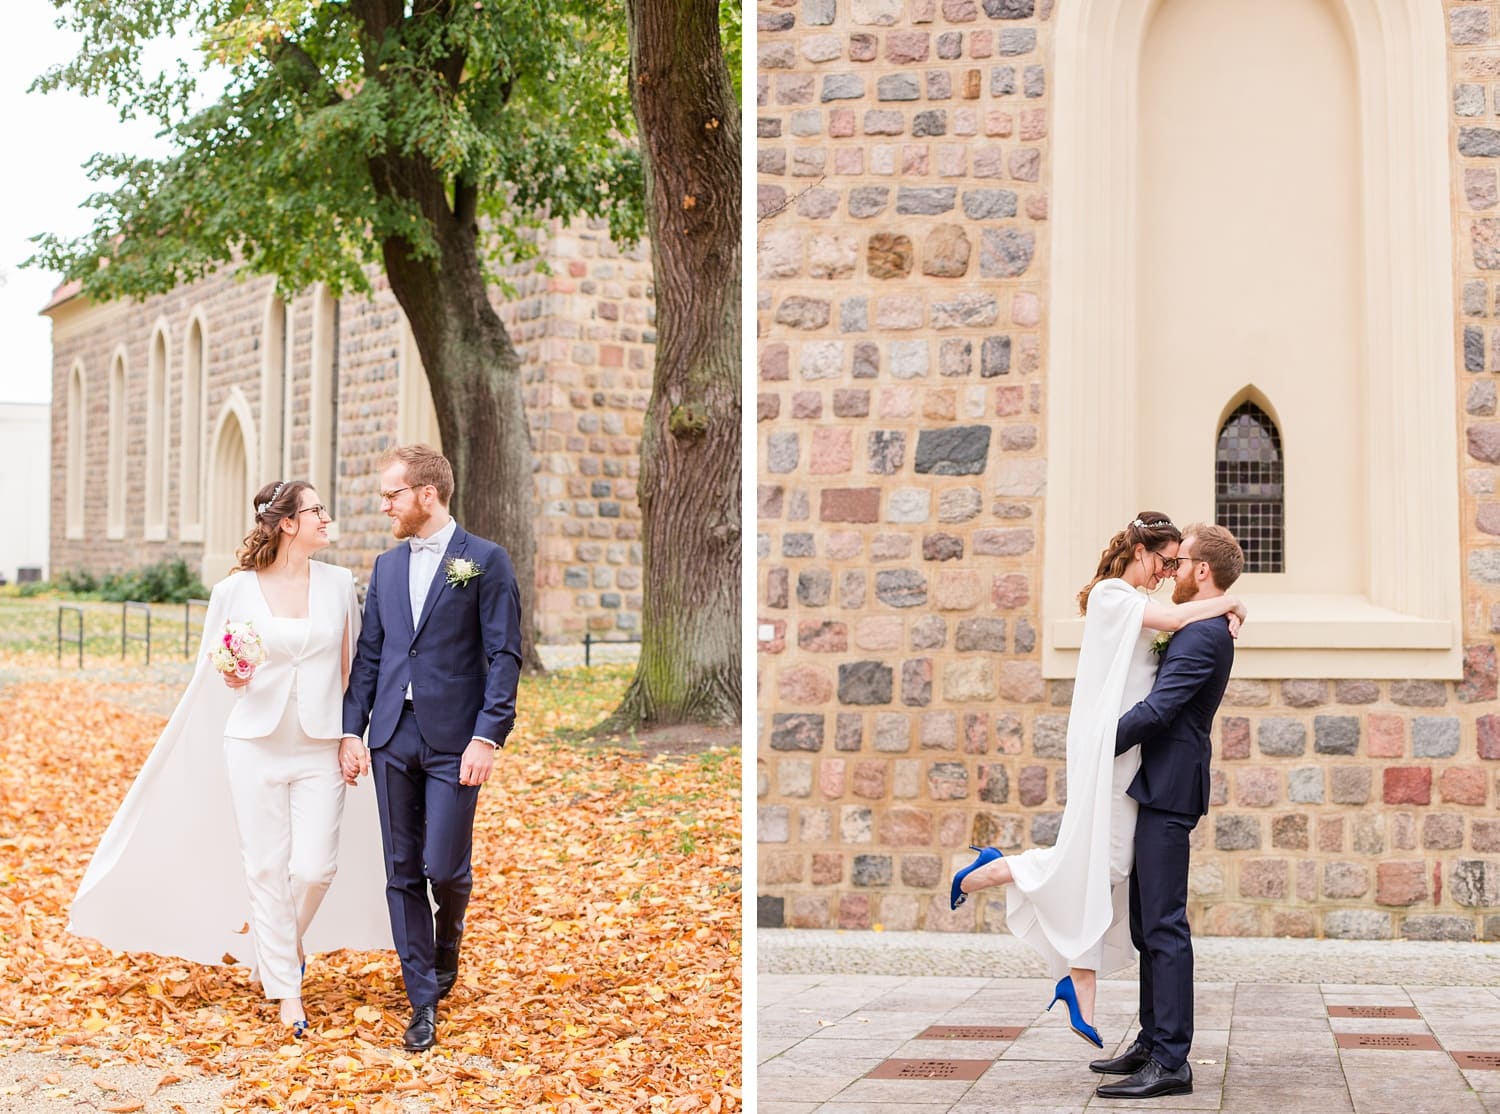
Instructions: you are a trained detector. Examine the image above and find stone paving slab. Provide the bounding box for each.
[758,933,1500,1112]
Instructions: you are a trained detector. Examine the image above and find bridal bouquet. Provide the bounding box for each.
[209,621,268,679]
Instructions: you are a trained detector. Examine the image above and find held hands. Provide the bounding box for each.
[459,739,496,787]
[338,736,370,786]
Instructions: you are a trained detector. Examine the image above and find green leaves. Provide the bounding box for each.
[31,0,650,298]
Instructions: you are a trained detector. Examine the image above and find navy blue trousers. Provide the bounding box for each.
[1129,805,1199,1071]
[371,707,480,1007]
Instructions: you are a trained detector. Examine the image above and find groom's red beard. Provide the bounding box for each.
[390,505,433,540]
[1172,575,1200,605]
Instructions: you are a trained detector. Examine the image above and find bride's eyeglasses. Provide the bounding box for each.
[296,504,331,520]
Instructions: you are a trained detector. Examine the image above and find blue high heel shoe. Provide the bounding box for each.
[1048,976,1103,1048]
[949,845,1003,910]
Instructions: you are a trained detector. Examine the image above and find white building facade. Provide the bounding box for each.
[0,401,50,583]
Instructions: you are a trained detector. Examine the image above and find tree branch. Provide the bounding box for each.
[271,38,343,107]
[454,178,478,230]
[350,0,406,43]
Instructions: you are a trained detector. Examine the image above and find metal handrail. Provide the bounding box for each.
[582,631,643,667]
[122,601,152,664]
[57,606,83,668]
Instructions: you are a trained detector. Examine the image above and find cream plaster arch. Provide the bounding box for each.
[65,361,85,540]
[1043,0,1459,679]
[260,291,290,485]
[1215,387,1282,439]
[106,346,128,539]
[308,284,338,517]
[203,388,259,584]
[397,317,443,450]
[179,308,211,541]
[145,319,171,540]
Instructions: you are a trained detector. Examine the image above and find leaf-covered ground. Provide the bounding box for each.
[0,654,741,1112]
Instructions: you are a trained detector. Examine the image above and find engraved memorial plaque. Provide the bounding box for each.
[1452,1052,1500,1070]
[867,1059,992,1081]
[917,1025,1025,1041]
[1334,1032,1441,1051]
[1328,1005,1421,1019]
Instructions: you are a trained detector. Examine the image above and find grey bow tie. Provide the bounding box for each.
[409,536,444,555]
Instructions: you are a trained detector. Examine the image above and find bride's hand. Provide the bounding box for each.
[338,737,368,785]
[223,671,252,689]
[1226,597,1246,639]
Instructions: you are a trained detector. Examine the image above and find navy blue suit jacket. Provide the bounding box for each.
[343,524,523,753]
[1114,616,1234,817]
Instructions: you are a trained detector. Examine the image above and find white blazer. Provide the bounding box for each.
[69,558,390,963]
[209,562,361,741]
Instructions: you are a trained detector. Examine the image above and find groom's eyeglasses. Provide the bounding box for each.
[379,487,413,504]
[1160,556,1204,574]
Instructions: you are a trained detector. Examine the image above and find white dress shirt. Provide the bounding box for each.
[405,517,457,700]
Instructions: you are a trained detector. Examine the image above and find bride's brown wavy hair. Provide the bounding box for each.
[1076,512,1182,615]
[234,480,314,572]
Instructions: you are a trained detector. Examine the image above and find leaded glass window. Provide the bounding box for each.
[1215,402,1283,573]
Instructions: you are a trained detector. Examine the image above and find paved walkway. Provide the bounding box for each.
[758,931,1500,1113]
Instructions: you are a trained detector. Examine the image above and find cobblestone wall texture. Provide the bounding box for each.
[756,0,1500,941]
[48,219,654,643]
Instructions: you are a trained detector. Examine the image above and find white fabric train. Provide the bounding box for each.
[69,563,393,967]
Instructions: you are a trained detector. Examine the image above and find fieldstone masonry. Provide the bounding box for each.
[49,218,653,642]
[757,0,1500,940]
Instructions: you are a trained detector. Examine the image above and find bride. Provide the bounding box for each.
[950,513,1244,1047]
[70,480,390,1036]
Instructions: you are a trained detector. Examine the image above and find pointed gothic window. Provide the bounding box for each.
[146,327,168,536]
[1215,402,1284,573]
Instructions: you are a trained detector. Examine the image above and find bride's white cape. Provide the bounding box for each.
[1004,577,1153,978]
[69,572,392,965]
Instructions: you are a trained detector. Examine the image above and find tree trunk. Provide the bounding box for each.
[372,158,545,674]
[613,0,742,727]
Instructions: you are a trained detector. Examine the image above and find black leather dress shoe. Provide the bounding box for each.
[403,1004,437,1052]
[436,945,460,1000]
[1095,1058,1192,1099]
[1090,1039,1153,1075]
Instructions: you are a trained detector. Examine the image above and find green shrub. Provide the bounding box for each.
[16,581,53,598]
[56,568,99,594]
[96,559,208,604]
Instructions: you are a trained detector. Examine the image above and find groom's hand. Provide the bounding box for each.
[338,735,369,785]
[459,739,496,787]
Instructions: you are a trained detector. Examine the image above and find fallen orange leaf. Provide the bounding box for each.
[0,659,740,1112]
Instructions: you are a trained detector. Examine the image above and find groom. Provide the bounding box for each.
[1094,523,1244,1099]
[341,444,523,1052]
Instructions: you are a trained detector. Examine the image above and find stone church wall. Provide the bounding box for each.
[756,0,1500,939]
[47,218,654,644]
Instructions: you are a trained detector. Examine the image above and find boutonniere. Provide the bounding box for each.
[1150,632,1173,657]
[445,556,482,589]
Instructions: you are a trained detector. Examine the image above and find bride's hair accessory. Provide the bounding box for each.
[1132,517,1173,530]
[257,482,287,516]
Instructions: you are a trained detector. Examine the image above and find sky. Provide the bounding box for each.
[0,4,207,405]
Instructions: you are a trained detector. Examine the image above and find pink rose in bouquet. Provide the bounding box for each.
[209,621,268,679]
